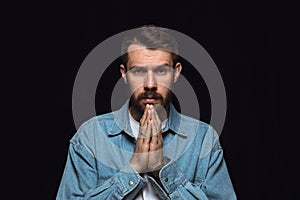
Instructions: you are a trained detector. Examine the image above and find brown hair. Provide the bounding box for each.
[121,25,179,67]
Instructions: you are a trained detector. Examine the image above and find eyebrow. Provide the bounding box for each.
[128,63,171,70]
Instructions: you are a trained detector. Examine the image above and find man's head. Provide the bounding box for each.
[120,26,182,120]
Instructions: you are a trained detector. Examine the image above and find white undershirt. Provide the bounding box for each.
[129,112,166,200]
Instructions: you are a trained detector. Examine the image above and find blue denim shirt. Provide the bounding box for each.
[57,101,236,199]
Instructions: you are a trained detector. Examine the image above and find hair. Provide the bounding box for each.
[121,25,179,68]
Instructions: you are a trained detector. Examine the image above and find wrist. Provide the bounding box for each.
[130,161,144,174]
[150,156,170,178]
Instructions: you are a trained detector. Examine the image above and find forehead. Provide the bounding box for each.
[127,45,173,66]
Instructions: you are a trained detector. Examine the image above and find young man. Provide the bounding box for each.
[57,26,236,199]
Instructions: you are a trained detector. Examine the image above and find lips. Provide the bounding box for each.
[142,98,156,103]
[137,92,163,104]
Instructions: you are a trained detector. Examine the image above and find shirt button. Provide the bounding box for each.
[164,177,168,182]
[128,181,134,186]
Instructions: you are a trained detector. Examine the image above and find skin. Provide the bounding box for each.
[120,44,182,173]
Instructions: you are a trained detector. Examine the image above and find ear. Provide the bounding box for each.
[173,62,182,83]
[120,64,127,84]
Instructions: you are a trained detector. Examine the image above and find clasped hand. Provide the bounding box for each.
[130,104,163,173]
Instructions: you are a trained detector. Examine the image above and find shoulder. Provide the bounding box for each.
[177,113,212,134]
[178,114,220,145]
[70,112,116,144]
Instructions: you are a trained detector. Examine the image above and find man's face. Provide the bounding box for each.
[120,45,182,114]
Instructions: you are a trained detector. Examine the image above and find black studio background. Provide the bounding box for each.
[5,0,291,199]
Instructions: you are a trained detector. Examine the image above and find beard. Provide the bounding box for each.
[129,89,172,119]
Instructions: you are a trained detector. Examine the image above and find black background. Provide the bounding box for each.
[5,0,291,199]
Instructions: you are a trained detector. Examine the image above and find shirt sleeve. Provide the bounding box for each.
[159,149,236,199]
[154,127,237,200]
[56,141,147,200]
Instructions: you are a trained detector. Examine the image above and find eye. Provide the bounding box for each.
[154,66,169,75]
[158,68,166,74]
[130,67,146,75]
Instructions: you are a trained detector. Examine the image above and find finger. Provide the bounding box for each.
[152,108,162,136]
[150,121,160,146]
[152,118,163,146]
[138,120,147,139]
[150,135,158,146]
[143,119,152,144]
[151,118,160,135]
[150,135,163,152]
[138,105,149,139]
[157,131,163,145]
[152,106,161,125]
[152,107,161,127]
[148,105,153,120]
[141,107,151,141]
[136,134,144,144]
[147,107,151,122]
[140,104,149,125]
[150,127,163,146]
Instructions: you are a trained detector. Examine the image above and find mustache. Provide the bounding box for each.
[137,91,163,101]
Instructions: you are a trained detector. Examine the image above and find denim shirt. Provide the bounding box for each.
[56,101,237,199]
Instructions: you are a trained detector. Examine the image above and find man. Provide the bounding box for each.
[57,26,236,199]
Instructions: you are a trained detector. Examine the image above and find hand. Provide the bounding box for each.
[147,105,163,171]
[130,104,164,173]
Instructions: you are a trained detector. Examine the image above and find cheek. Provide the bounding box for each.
[127,76,144,91]
[156,75,174,88]
[157,77,174,92]
[130,86,143,98]
[157,86,171,98]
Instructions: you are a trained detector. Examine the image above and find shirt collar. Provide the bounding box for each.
[108,100,187,138]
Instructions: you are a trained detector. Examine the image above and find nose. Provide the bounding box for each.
[144,71,157,90]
